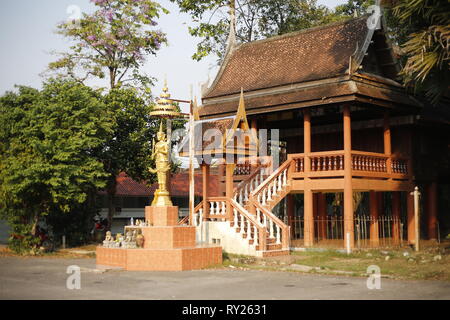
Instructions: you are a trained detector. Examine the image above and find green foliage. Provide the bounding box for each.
[48,0,168,92]
[389,0,450,103]
[100,87,156,181]
[334,0,373,17]
[171,0,367,63]
[0,80,113,252]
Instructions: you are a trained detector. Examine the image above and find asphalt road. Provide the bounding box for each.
[0,257,449,300]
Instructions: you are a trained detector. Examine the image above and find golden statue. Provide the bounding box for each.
[149,121,173,207]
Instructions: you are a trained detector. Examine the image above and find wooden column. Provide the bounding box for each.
[219,163,226,196]
[343,105,354,249]
[426,182,438,240]
[384,111,392,175]
[392,192,401,244]
[250,118,258,169]
[407,191,415,244]
[225,163,236,220]
[201,163,210,219]
[287,194,295,231]
[317,193,327,240]
[303,109,314,246]
[369,191,380,247]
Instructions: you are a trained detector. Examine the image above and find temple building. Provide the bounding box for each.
[179,15,450,256]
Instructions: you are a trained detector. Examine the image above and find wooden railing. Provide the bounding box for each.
[191,197,267,250]
[253,201,290,250]
[178,215,189,225]
[287,150,410,179]
[251,158,291,207]
[351,151,388,172]
[233,161,271,206]
[229,199,266,249]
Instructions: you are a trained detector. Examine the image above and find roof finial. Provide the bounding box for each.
[228,0,236,46]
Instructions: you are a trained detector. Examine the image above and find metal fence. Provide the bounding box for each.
[291,215,406,248]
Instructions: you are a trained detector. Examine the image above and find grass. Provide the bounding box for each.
[218,242,450,281]
[290,249,450,281]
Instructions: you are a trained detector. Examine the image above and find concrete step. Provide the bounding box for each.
[258,249,290,257]
[267,243,282,250]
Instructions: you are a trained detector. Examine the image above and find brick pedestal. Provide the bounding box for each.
[145,206,178,226]
[96,206,222,271]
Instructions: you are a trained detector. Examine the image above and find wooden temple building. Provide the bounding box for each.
[179,15,450,256]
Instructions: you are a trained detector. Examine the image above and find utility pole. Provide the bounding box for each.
[410,186,421,252]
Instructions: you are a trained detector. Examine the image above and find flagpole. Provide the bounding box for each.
[188,99,195,226]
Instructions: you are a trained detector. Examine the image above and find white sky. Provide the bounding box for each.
[0,0,347,114]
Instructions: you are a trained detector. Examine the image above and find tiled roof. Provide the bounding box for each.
[100,172,219,197]
[204,17,369,99]
[199,77,421,118]
[200,82,355,117]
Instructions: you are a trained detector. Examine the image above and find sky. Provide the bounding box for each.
[0,0,347,114]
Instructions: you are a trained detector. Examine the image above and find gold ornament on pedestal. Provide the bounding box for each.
[149,80,181,119]
[149,122,173,207]
[148,80,183,207]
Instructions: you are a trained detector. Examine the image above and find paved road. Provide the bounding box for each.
[0,257,449,300]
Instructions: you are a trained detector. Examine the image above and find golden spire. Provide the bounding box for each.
[150,80,182,119]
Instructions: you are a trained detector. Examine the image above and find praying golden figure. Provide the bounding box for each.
[149,122,173,207]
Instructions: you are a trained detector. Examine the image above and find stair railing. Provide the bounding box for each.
[233,161,271,206]
[229,199,267,250]
[250,158,292,209]
[252,200,290,250]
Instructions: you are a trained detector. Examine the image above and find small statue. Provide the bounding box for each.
[103,231,114,248]
[122,230,136,249]
[136,233,144,248]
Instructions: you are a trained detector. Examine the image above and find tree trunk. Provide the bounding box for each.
[30,213,39,237]
[106,176,117,232]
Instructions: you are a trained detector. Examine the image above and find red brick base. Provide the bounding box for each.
[97,205,223,271]
[96,246,222,271]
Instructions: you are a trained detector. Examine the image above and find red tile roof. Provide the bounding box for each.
[204,17,369,99]
[100,172,219,197]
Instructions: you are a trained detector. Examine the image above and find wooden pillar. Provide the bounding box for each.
[250,118,258,168]
[392,192,401,244]
[201,163,210,219]
[343,105,354,248]
[287,194,295,231]
[303,109,314,246]
[384,112,392,175]
[407,191,415,244]
[369,191,380,247]
[225,163,235,220]
[317,193,327,240]
[426,182,438,240]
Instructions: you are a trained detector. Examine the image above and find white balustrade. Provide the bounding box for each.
[276,225,281,244]
[269,219,274,238]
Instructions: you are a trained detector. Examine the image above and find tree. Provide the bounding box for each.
[0,80,113,253]
[171,0,360,63]
[99,88,155,230]
[49,0,168,91]
[334,0,372,17]
[48,0,185,230]
[388,0,450,104]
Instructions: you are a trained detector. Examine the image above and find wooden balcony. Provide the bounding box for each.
[286,150,412,192]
